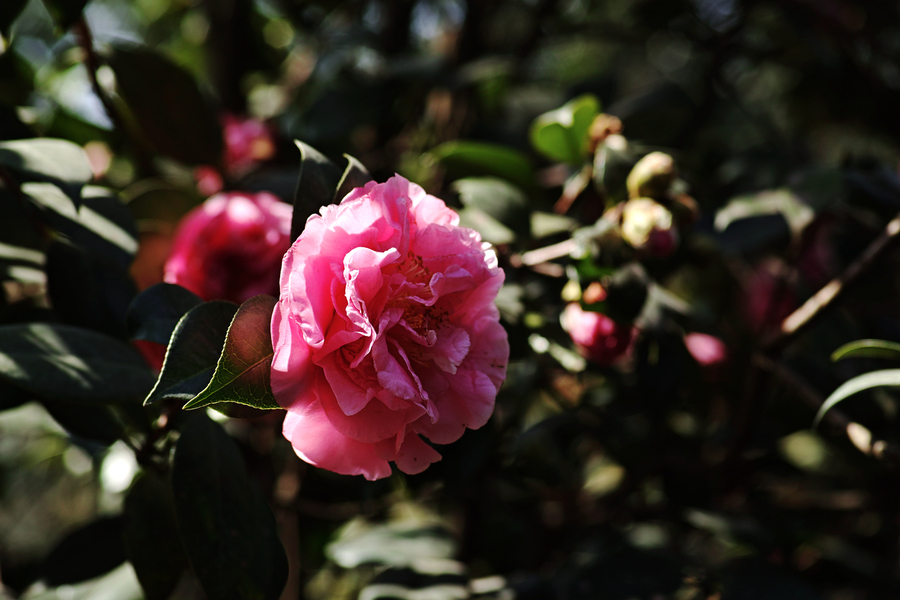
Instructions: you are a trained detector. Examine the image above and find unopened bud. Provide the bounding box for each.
[626,151,676,200]
[621,198,678,257]
[588,114,624,153]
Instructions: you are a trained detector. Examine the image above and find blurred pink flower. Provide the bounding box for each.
[683,333,728,367]
[222,114,276,174]
[561,303,635,365]
[742,263,796,333]
[163,192,292,304]
[271,175,508,480]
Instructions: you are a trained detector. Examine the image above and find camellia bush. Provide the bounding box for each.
[5,0,900,599]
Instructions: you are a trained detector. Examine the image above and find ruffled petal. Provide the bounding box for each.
[282,401,392,481]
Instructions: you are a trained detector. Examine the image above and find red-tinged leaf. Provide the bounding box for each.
[183,295,280,410]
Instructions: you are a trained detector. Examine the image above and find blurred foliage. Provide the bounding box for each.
[4,0,900,599]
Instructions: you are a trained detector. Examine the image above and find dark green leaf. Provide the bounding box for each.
[42,399,123,445]
[184,295,280,411]
[529,94,600,165]
[814,369,900,428]
[46,238,136,339]
[108,47,222,166]
[144,301,237,405]
[0,377,30,411]
[334,153,373,202]
[0,323,155,404]
[126,283,203,345]
[0,0,28,34]
[429,141,534,191]
[0,189,45,286]
[124,472,190,600]
[831,339,900,361]
[0,139,91,205]
[43,0,89,29]
[124,180,200,225]
[453,176,529,235]
[41,516,127,586]
[172,415,288,600]
[291,140,342,241]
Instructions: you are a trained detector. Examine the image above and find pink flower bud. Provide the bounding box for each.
[561,302,635,365]
[683,333,728,367]
[621,198,678,258]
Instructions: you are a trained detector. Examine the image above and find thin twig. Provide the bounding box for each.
[754,353,900,464]
[764,210,900,352]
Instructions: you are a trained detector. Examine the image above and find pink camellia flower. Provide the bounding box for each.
[683,333,728,367]
[561,302,635,365]
[271,175,509,480]
[164,192,292,304]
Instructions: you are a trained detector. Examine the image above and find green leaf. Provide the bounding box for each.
[172,415,288,600]
[126,283,203,345]
[831,339,900,361]
[453,176,529,236]
[41,399,123,445]
[0,323,155,404]
[124,180,201,225]
[124,472,190,600]
[814,369,900,428]
[531,211,578,238]
[530,94,600,165]
[43,0,89,29]
[184,295,280,411]
[429,141,534,190]
[0,138,92,203]
[291,140,342,241]
[335,153,373,202]
[715,189,814,241]
[144,301,237,405]
[457,207,515,246]
[108,47,222,166]
[46,238,136,339]
[41,516,127,586]
[0,0,28,34]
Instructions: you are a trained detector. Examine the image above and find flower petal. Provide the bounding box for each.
[282,402,392,481]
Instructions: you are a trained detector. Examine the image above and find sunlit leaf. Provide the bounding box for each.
[291,140,342,241]
[814,369,900,428]
[530,94,600,165]
[0,138,92,203]
[457,206,515,246]
[430,141,534,190]
[144,301,237,405]
[453,176,529,235]
[715,189,814,240]
[172,415,288,600]
[0,323,155,404]
[335,153,373,201]
[183,295,280,411]
[831,339,900,362]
